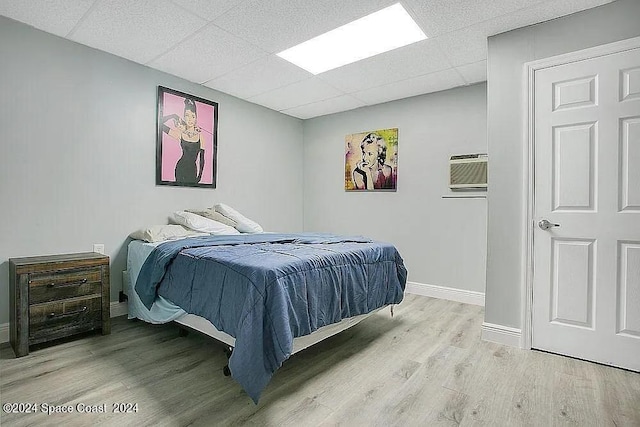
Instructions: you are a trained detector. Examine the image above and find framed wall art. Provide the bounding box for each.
[156,86,218,188]
[345,128,398,191]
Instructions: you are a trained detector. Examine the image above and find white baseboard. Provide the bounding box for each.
[110,301,128,318]
[0,302,129,344]
[481,322,522,348]
[0,323,8,345]
[405,281,485,306]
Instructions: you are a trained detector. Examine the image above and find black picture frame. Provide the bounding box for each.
[156,86,218,188]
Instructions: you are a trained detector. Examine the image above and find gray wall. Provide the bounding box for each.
[485,0,640,329]
[303,84,488,292]
[0,17,304,325]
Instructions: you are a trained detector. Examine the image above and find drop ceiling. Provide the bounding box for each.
[0,0,614,119]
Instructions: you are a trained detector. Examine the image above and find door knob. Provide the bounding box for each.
[538,219,560,230]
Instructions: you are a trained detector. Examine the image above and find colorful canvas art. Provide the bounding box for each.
[345,128,398,191]
[156,86,218,188]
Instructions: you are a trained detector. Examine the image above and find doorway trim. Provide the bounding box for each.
[521,36,640,350]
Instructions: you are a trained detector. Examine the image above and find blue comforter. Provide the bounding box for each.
[135,233,407,402]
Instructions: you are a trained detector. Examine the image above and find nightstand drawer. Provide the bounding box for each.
[29,267,103,304]
[29,296,103,344]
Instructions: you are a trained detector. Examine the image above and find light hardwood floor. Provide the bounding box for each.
[1,294,639,426]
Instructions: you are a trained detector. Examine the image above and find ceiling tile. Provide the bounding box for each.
[281,95,366,119]
[353,69,465,106]
[566,0,614,7]
[1,0,618,119]
[204,55,311,98]
[149,24,267,84]
[213,0,397,53]
[433,24,491,67]
[456,60,487,84]
[0,0,95,38]
[69,0,207,64]
[318,38,451,94]
[436,0,616,68]
[403,0,548,37]
[479,0,616,37]
[248,77,344,111]
[169,0,242,21]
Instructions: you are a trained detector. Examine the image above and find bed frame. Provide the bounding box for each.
[172,309,382,375]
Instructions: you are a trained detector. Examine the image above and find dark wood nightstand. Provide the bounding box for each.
[9,252,110,357]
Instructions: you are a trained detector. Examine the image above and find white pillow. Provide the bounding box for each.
[129,225,208,243]
[171,211,240,235]
[214,203,263,234]
[186,208,237,227]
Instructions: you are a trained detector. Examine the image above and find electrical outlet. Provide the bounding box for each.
[93,243,105,254]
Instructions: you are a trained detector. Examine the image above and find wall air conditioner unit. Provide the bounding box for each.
[449,154,488,189]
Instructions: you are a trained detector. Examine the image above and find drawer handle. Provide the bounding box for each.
[47,278,88,288]
[47,306,88,319]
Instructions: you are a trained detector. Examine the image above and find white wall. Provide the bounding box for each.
[0,17,304,325]
[303,84,488,293]
[485,0,640,329]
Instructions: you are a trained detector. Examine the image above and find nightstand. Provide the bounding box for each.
[9,252,110,357]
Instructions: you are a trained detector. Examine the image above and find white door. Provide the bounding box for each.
[532,46,640,371]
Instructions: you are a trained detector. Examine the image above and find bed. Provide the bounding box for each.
[128,232,407,402]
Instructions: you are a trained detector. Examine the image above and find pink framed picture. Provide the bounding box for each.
[156,86,218,188]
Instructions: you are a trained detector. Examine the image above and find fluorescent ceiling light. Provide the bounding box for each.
[277,3,427,75]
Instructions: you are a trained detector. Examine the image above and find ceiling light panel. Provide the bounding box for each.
[277,3,426,74]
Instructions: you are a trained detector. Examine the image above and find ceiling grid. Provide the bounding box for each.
[0,0,615,119]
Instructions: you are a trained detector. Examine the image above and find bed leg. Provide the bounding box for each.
[178,327,189,337]
[224,346,233,359]
[222,346,233,376]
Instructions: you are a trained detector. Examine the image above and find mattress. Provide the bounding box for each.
[126,240,186,323]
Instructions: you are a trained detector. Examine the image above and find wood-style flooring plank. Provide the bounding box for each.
[1,294,639,426]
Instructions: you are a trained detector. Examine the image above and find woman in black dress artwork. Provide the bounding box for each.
[161,98,205,184]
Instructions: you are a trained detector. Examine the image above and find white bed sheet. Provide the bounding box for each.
[127,240,186,324]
